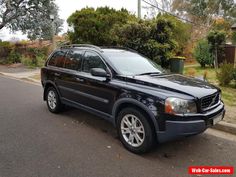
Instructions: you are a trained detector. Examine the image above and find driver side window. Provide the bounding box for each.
[82,51,106,73]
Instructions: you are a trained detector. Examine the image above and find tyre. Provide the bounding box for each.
[46,87,63,113]
[117,107,155,154]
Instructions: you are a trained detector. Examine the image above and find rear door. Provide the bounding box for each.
[46,50,67,96]
[57,49,84,101]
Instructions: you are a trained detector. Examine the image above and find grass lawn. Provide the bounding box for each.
[184,65,236,106]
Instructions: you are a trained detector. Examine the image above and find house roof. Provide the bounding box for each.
[232,23,236,29]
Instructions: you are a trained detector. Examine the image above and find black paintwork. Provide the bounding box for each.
[41,46,225,142]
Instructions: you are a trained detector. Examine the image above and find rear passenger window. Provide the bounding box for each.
[48,51,66,67]
[64,50,83,70]
[83,51,106,72]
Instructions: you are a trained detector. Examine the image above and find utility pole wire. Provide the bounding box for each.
[142,0,208,27]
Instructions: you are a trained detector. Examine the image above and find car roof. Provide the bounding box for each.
[59,44,136,54]
[101,48,128,53]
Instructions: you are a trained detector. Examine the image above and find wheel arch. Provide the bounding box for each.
[43,81,60,101]
[112,98,159,132]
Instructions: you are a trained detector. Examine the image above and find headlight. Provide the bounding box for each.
[165,97,197,115]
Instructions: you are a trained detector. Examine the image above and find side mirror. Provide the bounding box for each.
[91,68,110,78]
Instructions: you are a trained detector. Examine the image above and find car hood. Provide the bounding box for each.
[127,74,219,99]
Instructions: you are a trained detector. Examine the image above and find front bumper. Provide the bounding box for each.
[157,102,225,143]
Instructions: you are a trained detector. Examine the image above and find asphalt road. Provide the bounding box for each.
[0,75,236,177]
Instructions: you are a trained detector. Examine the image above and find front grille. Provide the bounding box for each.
[201,93,220,110]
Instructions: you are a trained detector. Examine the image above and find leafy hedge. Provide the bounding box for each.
[67,7,191,68]
[216,62,234,86]
[0,41,48,67]
[193,39,213,67]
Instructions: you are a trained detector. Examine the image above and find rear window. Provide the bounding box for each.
[48,51,66,67]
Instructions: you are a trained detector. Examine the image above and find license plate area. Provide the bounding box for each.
[213,112,223,125]
[205,112,223,126]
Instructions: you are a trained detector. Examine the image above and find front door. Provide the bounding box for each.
[74,51,118,115]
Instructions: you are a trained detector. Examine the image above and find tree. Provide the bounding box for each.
[0,0,63,40]
[207,30,226,69]
[172,0,236,25]
[171,0,235,60]
[193,39,213,68]
[25,2,63,40]
[143,0,173,18]
[210,18,232,39]
[67,7,136,45]
[159,14,191,55]
[114,16,177,67]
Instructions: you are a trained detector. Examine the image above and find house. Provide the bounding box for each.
[218,23,236,67]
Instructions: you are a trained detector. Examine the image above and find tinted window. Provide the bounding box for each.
[48,51,66,67]
[64,50,83,70]
[83,51,106,72]
[103,50,163,75]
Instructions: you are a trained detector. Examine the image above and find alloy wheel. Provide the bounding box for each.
[120,114,145,147]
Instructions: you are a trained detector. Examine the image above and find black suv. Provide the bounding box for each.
[41,44,225,154]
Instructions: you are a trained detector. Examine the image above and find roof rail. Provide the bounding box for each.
[100,46,137,53]
[60,44,102,52]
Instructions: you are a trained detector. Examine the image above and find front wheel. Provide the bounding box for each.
[117,108,155,154]
[46,87,63,113]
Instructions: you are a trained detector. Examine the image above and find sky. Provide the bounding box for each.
[0,0,140,41]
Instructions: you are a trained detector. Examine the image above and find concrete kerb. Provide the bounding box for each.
[0,71,41,84]
[212,121,236,135]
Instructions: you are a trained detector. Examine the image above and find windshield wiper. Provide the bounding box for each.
[137,72,161,76]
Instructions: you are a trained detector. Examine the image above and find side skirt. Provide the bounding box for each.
[61,97,115,125]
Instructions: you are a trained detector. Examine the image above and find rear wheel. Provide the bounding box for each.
[117,107,155,154]
[46,87,63,113]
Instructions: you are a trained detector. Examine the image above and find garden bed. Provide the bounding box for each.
[184,65,236,124]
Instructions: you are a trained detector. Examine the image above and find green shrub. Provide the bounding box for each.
[0,41,13,62]
[21,55,46,68]
[233,68,236,81]
[21,56,33,67]
[35,55,46,67]
[216,63,234,86]
[193,39,213,67]
[7,50,21,64]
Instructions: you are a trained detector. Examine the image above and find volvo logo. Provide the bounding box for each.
[208,94,218,107]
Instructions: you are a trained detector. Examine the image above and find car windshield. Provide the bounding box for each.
[103,49,164,76]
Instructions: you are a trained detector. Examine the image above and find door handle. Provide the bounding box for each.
[76,78,84,82]
[54,73,60,77]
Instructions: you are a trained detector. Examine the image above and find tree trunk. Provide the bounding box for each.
[215,47,218,69]
[0,24,5,30]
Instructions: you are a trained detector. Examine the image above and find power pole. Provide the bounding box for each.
[138,0,141,18]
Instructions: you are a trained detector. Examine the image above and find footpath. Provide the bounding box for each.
[0,64,40,84]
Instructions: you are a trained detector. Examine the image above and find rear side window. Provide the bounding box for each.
[64,50,83,70]
[48,51,66,67]
[83,51,106,72]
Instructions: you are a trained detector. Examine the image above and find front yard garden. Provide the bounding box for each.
[184,64,236,124]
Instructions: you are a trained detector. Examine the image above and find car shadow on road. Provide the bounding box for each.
[55,106,234,167]
[59,106,118,138]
